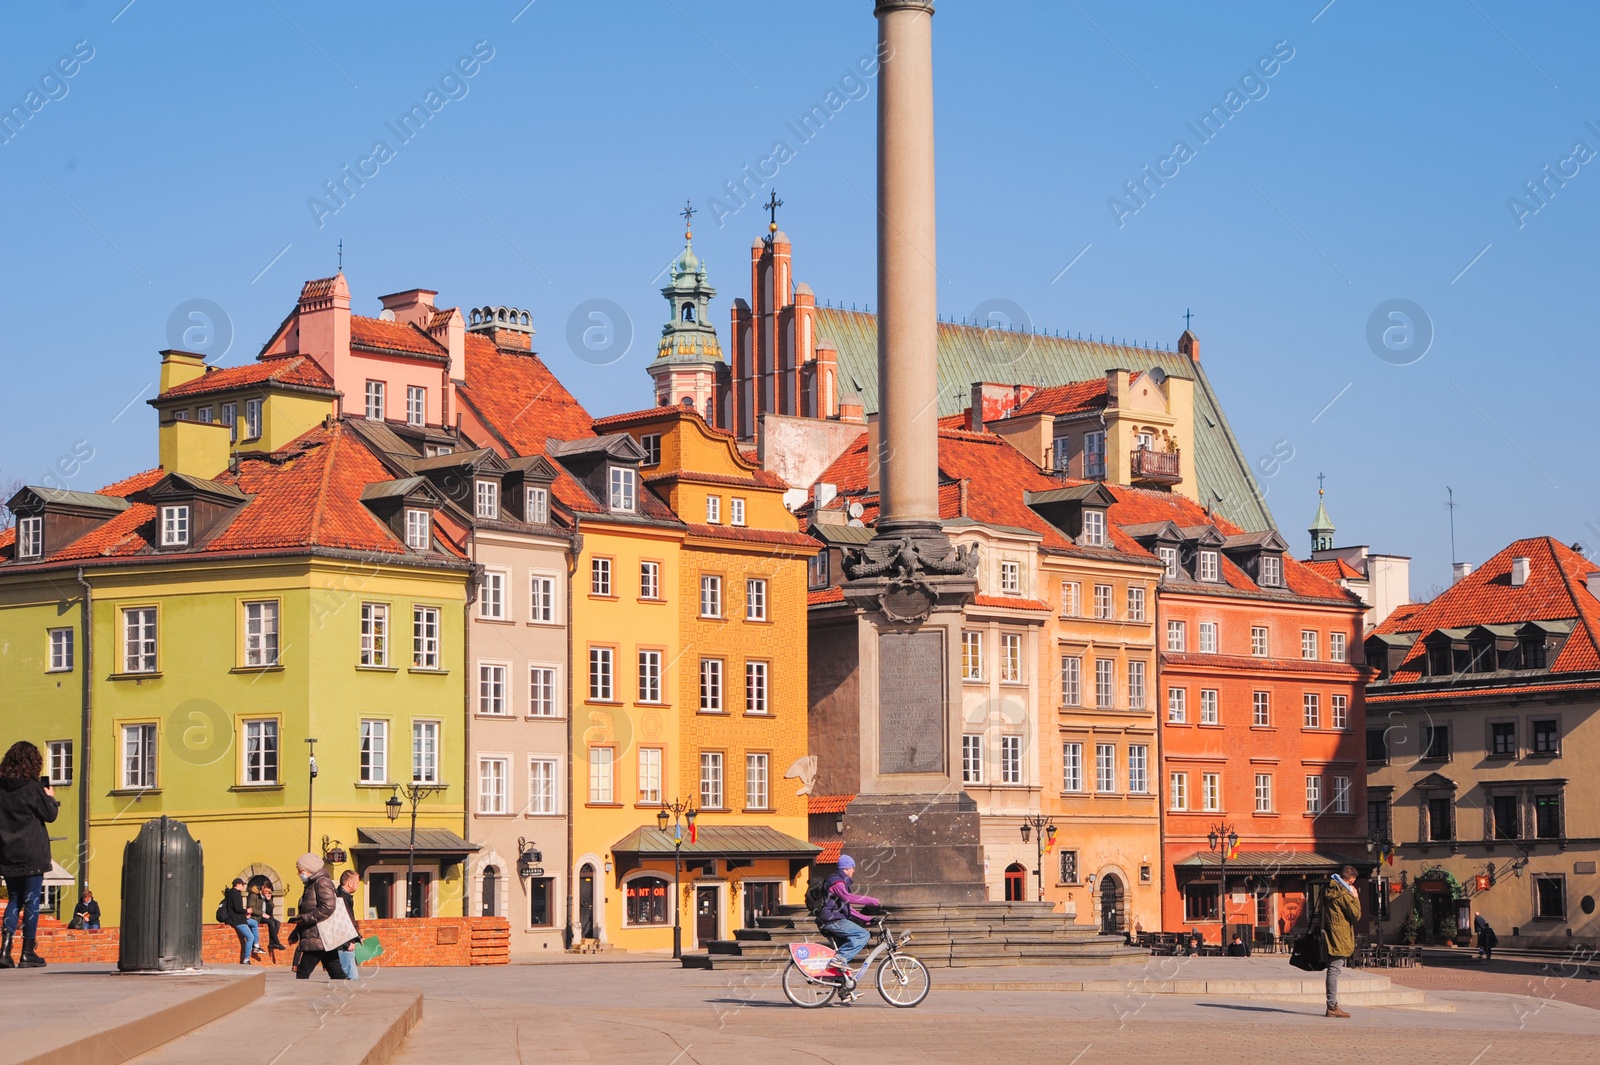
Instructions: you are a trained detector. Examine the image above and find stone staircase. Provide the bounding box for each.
[681,903,1146,970]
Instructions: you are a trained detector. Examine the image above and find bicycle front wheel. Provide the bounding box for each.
[782,961,840,1008]
[876,954,931,1007]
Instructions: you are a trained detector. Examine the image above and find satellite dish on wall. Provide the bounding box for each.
[378,308,397,321]
[847,518,864,528]
[848,502,865,519]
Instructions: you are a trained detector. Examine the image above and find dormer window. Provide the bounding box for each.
[1259,553,1282,587]
[1157,546,1178,579]
[405,509,431,550]
[17,516,42,559]
[475,480,499,521]
[1198,549,1219,582]
[1000,560,1021,595]
[609,467,636,513]
[526,486,549,525]
[1081,509,1106,547]
[160,505,190,547]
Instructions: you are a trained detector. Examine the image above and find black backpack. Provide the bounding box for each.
[804,872,836,920]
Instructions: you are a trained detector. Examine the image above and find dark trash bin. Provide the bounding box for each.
[118,816,205,972]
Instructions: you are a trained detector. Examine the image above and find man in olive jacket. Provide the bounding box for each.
[1322,864,1362,1018]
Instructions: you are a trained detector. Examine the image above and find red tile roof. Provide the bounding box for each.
[158,356,334,399]
[648,469,788,491]
[1368,680,1600,704]
[682,524,820,550]
[807,794,855,815]
[350,315,447,357]
[1374,537,1600,677]
[972,595,1052,611]
[1303,558,1364,582]
[808,586,845,606]
[1008,377,1126,417]
[812,840,843,864]
[1162,652,1369,678]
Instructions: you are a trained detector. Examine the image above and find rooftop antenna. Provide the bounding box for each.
[1446,486,1458,566]
[337,239,344,271]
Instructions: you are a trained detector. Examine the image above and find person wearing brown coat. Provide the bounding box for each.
[1321,865,1363,1018]
[289,853,347,980]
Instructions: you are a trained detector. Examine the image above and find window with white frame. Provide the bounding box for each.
[1198,550,1219,582]
[1331,693,1348,730]
[479,756,509,814]
[1157,545,1178,580]
[1000,560,1021,595]
[1259,553,1282,587]
[1084,431,1106,478]
[529,575,556,622]
[589,747,614,803]
[1202,772,1221,811]
[1252,691,1270,726]
[700,751,724,809]
[1127,660,1146,710]
[1062,742,1083,792]
[122,723,157,789]
[638,561,660,601]
[405,509,431,550]
[1060,655,1081,706]
[243,601,278,666]
[1126,585,1146,622]
[591,558,612,596]
[526,486,549,524]
[745,660,769,714]
[529,666,558,717]
[197,405,212,423]
[1095,743,1116,792]
[1303,693,1320,728]
[1200,688,1219,725]
[588,647,614,701]
[1166,619,1186,652]
[700,575,722,618]
[962,734,983,783]
[480,570,507,620]
[1000,632,1023,683]
[412,606,440,669]
[360,603,388,666]
[1169,771,1189,810]
[1060,581,1081,617]
[360,720,388,784]
[1167,686,1187,723]
[1330,632,1347,662]
[638,434,661,466]
[476,480,500,521]
[364,380,386,420]
[220,401,237,440]
[1254,773,1273,813]
[1198,621,1218,654]
[1001,735,1022,784]
[706,495,722,524]
[1305,775,1322,814]
[807,551,829,589]
[638,650,663,703]
[1301,630,1318,660]
[746,578,767,621]
[637,748,662,805]
[47,740,72,786]
[746,752,769,809]
[161,505,190,547]
[1095,658,1115,708]
[243,719,278,784]
[962,631,983,681]
[1333,775,1352,814]
[406,386,426,427]
[1093,583,1113,619]
[1128,744,1148,793]
[123,607,158,673]
[1051,436,1071,471]
[609,466,636,512]
[1081,509,1106,547]
[1251,626,1270,656]
[730,498,746,526]
[699,658,723,712]
[243,398,262,440]
[479,663,509,715]
[412,720,440,783]
[18,516,43,558]
[48,628,73,672]
[528,757,557,814]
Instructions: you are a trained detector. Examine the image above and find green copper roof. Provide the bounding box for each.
[810,307,1276,533]
[657,237,723,364]
[1309,495,1335,534]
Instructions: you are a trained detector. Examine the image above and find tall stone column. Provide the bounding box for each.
[830,0,987,904]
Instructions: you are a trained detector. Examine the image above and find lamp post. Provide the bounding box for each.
[1207,822,1239,951]
[657,799,698,960]
[387,783,443,917]
[1019,815,1056,903]
[1365,836,1394,945]
[306,738,318,853]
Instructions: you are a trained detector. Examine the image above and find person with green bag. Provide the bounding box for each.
[335,870,364,980]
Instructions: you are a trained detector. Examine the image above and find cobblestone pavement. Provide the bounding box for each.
[1389,953,1600,1011]
[376,956,1600,1065]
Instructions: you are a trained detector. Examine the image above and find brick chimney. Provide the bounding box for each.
[296,272,352,385]
[377,288,438,328]
[465,305,535,353]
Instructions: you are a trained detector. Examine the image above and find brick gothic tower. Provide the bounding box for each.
[648,223,731,428]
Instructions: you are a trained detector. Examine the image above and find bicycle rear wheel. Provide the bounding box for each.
[782,962,840,1008]
[876,954,931,1007]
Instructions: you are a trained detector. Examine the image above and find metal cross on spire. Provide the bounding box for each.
[1183,307,1194,330]
[1317,472,1326,496]
[765,189,783,229]
[337,238,344,270]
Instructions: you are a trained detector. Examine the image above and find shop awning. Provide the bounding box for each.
[350,827,480,866]
[1174,850,1375,876]
[610,825,820,880]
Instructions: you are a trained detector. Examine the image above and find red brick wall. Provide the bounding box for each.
[28,915,509,967]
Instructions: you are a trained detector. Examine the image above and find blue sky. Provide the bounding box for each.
[3,0,1596,592]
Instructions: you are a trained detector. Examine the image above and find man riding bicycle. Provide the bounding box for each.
[816,855,880,987]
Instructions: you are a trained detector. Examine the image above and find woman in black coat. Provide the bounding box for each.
[0,741,60,968]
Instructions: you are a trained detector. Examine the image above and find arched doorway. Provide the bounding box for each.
[481,866,499,917]
[1100,873,1125,934]
[1004,863,1027,902]
[578,864,597,940]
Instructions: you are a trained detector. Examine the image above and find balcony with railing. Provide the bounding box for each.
[1130,447,1181,485]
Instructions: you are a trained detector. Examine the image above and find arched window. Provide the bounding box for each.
[481,866,499,917]
[625,875,670,925]
[1004,862,1026,902]
[682,303,696,323]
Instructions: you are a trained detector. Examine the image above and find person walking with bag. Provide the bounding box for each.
[1473,912,1498,962]
[0,741,60,969]
[289,854,350,980]
[1322,865,1362,1018]
[335,870,363,980]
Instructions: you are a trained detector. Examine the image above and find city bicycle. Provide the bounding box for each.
[782,914,931,1008]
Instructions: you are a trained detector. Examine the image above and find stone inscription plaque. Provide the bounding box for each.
[877,630,946,774]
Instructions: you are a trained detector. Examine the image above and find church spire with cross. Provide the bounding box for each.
[1309,474,1337,553]
[650,200,729,427]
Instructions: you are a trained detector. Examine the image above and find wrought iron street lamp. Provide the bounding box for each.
[1365,836,1394,945]
[320,835,347,866]
[1207,822,1239,951]
[516,837,543,881]
[656,799,698,959]
[1019,816,1056,903]
[388,783,443,917]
